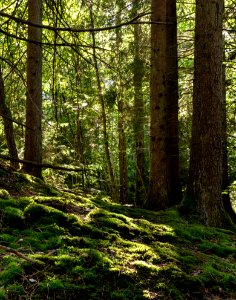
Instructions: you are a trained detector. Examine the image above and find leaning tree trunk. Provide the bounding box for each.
[23,0,42,178]
[0,67,19,169]
[186,0,231,227]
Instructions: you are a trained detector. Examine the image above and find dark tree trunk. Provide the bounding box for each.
[0,68,19,170]
[23,0,42,178]
[148,0,169,210]
[166,0,181,205]
[147,0,180,210]
[186,0,231,227]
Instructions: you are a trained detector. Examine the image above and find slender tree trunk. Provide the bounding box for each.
[116,13,128,204]
[186,0,231,227]
[133,9,147,206]
[166,0,181,205]
[222,63,236,222]
[89,5,118,202]
[23,0,42,178]
[118,98,128,203]
[0,67,19,169]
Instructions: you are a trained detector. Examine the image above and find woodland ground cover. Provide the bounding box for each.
[0,166,235,299]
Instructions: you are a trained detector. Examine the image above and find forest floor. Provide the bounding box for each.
[0,165,236,300]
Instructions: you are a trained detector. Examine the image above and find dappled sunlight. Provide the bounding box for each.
[0,185,235,299]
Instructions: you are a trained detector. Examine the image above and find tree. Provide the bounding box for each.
[0,67,19,169]
[147,0,180,209]
[89,3,118,201]
[186,0,231,227]
[115,3,129,203]
[22,0,43,178]
[166,0,181,205]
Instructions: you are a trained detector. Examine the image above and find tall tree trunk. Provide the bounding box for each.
[133,5,147,206]
[186,0,231,227]
[0,67,19,169]
[147,0,180,210]
[118,98,128,203]
[148,0,168,210]
[166,0,181,205]
[23,0,42,178]
[222,63,236,223]
[89,5,118,202]
[116,11,128,204]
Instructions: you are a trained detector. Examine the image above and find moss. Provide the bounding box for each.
[0,289,7,300]
[0,189,10,199]
[0,262,23,285]
[197,240,236,257]
[1,206,25,228]
[0,178,236,300]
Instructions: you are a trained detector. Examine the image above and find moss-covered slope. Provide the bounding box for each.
[0,175,235,299]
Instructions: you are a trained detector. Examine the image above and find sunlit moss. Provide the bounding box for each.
[0,182,235,299]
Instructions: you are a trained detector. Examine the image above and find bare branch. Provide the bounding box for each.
[0,11,151,33]
[0,244,44,265]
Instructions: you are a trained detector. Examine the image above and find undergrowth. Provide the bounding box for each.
[0,172,236,299]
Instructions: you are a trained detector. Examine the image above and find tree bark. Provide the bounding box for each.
[186,0,231,227]
[23,0,42,178]
[147,0,180,210]
[148,0,169,210]
[0,67,19,169]
[166,0,181,205]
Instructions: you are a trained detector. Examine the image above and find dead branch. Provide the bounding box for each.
[0,244,44,265]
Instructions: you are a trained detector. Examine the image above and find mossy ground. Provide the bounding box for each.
[0,169,236,299]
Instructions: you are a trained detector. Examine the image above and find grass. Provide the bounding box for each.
[0,170,236,299]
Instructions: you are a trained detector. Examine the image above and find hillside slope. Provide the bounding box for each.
[0,168,235,299]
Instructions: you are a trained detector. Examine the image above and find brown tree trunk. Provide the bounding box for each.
[148,0,168,210]
[133,8,147,206]
[186,0,231,227]
[0,67,19,169]
[166,0,181,205]
[147,0,180,210]
[23,0,42,178]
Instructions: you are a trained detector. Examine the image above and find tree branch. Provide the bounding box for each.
[0,11,151,33]
[0,244,44,265]
[0,154,92,173]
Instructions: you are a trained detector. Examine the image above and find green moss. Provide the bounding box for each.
[1,206,25,228]
[0,289,7,300]
[0,189,10,199]
[197,240,236,257]
[0,262,23,285]
[0,176,235,300]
